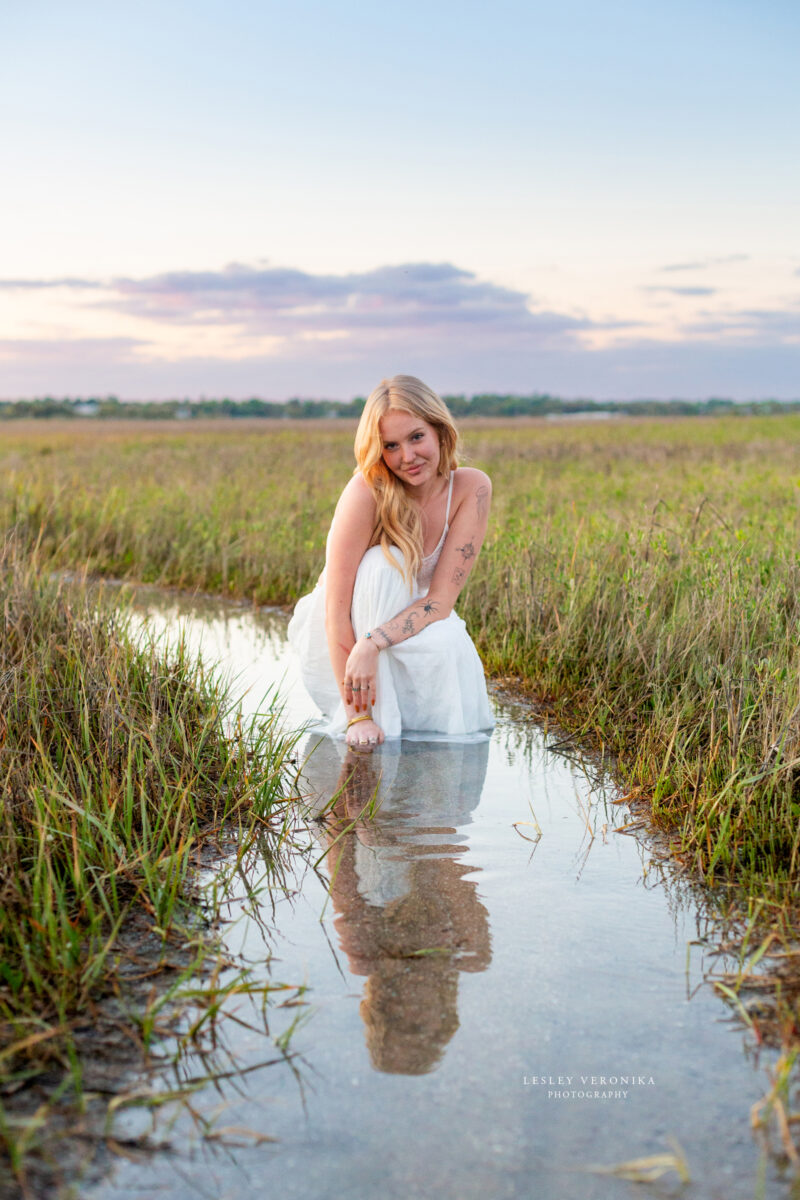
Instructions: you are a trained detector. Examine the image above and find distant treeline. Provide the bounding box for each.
[1,394,798,421]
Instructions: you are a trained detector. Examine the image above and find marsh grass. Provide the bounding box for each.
[4,415,800,1165]
[0,535,303,1183]
[4,416,800,905]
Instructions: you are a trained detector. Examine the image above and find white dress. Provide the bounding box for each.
[287,472,494,740]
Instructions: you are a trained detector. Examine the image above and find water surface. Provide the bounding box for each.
[86,588,791,1200]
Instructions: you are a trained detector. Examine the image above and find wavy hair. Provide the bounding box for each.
[353,375,460,585]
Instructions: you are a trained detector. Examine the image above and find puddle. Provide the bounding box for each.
[83,587,791,1199]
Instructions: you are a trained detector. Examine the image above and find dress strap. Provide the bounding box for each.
[444,471,455,525]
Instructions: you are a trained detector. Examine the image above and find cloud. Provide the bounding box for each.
[0,262,639,349]
[643,285,718,297]
[1,260,795,400]
[660,255,750,273]
[679,306,800,340]
[104,261,621,345]
[0,277,101,290]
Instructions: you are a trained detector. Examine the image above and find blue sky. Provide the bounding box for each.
[2,0,798,399]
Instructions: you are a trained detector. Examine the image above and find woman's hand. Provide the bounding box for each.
[345,716,385,749]
[343,636,379,713]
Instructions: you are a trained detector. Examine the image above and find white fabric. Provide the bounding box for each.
[286,493,494,740]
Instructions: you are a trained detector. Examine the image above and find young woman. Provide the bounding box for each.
[287,375,494,747]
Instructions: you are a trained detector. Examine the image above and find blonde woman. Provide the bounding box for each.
[288,375,494,747]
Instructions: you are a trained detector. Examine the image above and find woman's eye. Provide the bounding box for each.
[412,432,423,440]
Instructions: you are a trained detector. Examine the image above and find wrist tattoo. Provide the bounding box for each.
[373,625,394,648]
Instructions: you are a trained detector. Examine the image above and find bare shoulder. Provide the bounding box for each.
[452,466,492,502]
[454,465,491,489]
[333,472,377,525]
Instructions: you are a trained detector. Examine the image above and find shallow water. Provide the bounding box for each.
[86,588,792,1200]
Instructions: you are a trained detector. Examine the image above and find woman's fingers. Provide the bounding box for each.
[362,678,377,713]
[344,640,380,713]
[345,716,384,749]
[344,676,376,713]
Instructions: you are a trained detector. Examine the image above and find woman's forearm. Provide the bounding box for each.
[338,594,447,716]
[325,619,365,717]
[368,593,446,650]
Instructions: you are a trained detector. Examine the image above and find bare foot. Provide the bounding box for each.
[346,718,385,749]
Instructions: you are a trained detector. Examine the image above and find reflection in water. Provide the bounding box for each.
[301,737,492,1076]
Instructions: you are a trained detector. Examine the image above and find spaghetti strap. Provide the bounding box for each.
[444,470,455,525]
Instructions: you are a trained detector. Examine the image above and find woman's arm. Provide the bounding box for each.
[324,475,378,723]
[342,469,491,707]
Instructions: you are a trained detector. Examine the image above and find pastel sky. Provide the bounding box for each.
[2,0,798,400]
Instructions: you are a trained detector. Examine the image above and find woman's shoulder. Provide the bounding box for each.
[332,472,377,524]
[452,465,492,496]
[449,467,491,525]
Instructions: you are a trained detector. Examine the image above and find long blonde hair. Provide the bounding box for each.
[354,375,460,584]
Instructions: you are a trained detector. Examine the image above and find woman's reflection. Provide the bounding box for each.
[301,736,492,1075]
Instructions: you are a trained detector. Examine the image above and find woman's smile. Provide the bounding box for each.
[379,409,440,489]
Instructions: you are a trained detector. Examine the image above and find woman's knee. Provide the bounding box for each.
[352,546,413,629]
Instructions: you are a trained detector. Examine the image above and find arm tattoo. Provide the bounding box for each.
[452,567,465,585]
[373,625,394,648]
[401,612,417,636]
[456,540,476,564]
[422,599,440,616]
[475,485,489,519]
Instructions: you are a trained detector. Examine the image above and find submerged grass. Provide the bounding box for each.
[0,535,302,1184]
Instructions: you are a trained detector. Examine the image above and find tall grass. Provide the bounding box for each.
[0,534,300,1099]
[2,416,800,903]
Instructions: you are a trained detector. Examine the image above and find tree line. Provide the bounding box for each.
[1,394,797,421]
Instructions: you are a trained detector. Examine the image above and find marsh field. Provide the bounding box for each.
[4,412,800,1185]
[4,414,800,896]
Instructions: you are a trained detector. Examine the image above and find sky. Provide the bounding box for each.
[1,0,798,401]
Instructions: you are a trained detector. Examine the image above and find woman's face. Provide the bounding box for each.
[379,409,441,487]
